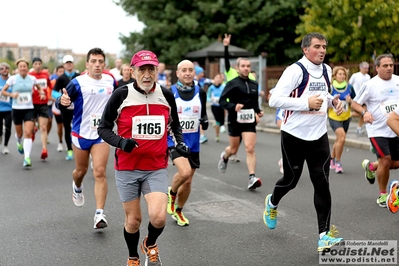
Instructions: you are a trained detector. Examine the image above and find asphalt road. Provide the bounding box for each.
[0,125,398,266]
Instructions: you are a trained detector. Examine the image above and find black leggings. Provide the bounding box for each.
[0,111,12,146]
[61,109,73,151]
[271,131,332,234]
[211,105,225,126]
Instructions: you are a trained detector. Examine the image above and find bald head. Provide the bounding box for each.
[176,60,195,86]
[158,62,166,73]
[177,60,194,70]
[115,58,123,69]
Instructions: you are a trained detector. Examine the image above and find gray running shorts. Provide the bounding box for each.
[115,168,168,203]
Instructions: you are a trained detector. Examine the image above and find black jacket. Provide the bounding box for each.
[219,76,261,123]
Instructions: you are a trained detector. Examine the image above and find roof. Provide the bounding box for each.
[185,41,253,58]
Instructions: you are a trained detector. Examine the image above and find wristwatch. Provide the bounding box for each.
[361,110,367,116]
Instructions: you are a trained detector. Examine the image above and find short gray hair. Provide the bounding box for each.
[359,61,369,69]
[301,32,328,49]
[0,62,10,69]
[374,54,394,67]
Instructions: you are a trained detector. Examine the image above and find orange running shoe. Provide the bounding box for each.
[140,237,162,265]
[387,180,399,214]
[41,148,48,160]
[172,210,189,226]
[166,186,176,215]
[127,257,141,266]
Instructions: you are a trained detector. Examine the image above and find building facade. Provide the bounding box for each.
[0,42,85,64]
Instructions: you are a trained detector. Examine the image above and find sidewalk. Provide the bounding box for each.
[257,110,371,150]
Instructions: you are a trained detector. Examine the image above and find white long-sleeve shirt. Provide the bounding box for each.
[353,74,399,138]
[269,56,334,140]
[349,72,370,95]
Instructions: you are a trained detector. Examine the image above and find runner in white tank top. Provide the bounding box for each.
[352,53,399,208]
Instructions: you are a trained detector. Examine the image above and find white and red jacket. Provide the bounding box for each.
[98,82,184,171]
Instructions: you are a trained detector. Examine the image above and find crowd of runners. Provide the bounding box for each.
[1,32,399,266]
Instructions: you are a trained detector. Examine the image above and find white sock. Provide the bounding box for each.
[24,138,32,159]
[15,133,22,143]
[96,209,104,215]
[73,182,82,192]
[319,232,327,239]
[269,197,278,209]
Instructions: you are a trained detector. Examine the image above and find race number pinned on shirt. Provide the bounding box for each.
[237,109,255,123]
[380,100,398,116]
[17,92,32,105]
[0,94,10,103]
[90,113,102,130]
[132,115,165,140]
[211,96,220,105]
[36,78,47,89]
[179,115,199,133]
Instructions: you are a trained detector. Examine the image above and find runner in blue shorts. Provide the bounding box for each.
[57,48,116,230]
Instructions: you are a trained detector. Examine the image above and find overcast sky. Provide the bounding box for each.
[3,0,145,56]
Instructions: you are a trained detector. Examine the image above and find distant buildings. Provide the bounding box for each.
[0,43,115,65]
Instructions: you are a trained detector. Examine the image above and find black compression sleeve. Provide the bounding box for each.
[200,89,208,120]
[224,46,231,72]
[162,87,184,144]
[97,87,128,148]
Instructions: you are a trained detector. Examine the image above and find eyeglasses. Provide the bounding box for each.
[0,67,9,70]
[137,66,156,74]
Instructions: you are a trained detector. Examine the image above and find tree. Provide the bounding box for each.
[296,0,399,62]
[6,50,14,62]
[74,58,88,73]
[117,0,305,65]
[0,58,16,72]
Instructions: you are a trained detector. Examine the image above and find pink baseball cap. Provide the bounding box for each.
[130,50,159,67]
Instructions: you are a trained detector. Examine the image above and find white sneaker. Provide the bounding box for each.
[2,147,9,154]
[248,176,262,190]
[57,143,63,152]
[229,154,240,163]
[220,125,226,133]
[218,151,228,173]
[94,213,108,229]
[72,181,85,207]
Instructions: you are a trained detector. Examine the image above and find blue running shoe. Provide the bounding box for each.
[317,225,344,252]
[23,158,31,167]
[17,141,24,154]
[200,135,208,144]
[263,194,277,229]
[66,150,73,161]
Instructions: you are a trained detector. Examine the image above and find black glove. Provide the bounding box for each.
[176,142,190,157]
[119,138,139,153]
[199,117,209,130]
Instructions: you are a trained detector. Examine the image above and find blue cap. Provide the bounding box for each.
[195,66,204,75]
